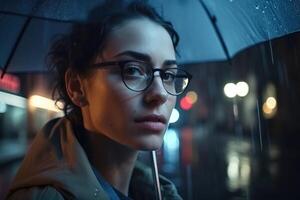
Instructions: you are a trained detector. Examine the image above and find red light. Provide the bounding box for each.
[0,70,20,93]
[180,96,193,110]
[185,95,194,104]
[181,128,193,166]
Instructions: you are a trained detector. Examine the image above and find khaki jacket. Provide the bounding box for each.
[6,117,182,200]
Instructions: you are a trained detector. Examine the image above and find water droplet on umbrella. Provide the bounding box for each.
[262,10,265,14]
[255,5,260,10]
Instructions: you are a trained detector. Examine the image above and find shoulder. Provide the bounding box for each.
[159,175,183,200]
[6,186,66,200]
[131,162,182,200]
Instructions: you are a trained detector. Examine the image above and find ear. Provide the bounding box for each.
[65,69,88,107]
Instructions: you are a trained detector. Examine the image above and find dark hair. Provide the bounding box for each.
[48,0,179,116]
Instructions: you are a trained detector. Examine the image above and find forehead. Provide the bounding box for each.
[100,18,176,62]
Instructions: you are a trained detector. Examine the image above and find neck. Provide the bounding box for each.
[81,129,138,196]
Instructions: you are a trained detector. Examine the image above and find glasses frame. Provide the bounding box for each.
[91,60,192,96]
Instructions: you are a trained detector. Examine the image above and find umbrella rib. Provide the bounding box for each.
[198,0,232,64]
[0,10,71,23]
[1,16,32,78]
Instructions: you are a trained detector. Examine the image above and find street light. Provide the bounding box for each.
[224,83,237,98]
[236,82,249,97]
[224,82,249,98]
[224,81,250,121]
[263,96,277,118]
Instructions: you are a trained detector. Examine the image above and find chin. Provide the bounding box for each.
[132,134,164,151]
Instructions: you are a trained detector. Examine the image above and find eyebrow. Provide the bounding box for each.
[113,50,177,67]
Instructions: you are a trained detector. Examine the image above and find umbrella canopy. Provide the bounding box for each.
[0,0,300,73]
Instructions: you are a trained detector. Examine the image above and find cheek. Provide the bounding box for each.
[166,96,177,117]
[83,73,124,123]
[86,91,130,137]
[89,78,137,127]
[168,96,177,109]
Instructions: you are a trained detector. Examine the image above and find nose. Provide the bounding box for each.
[143,74,168,106]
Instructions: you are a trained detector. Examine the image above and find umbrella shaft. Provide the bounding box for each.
[151,150,162,200]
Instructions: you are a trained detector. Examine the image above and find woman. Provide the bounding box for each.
[6,1,191,199]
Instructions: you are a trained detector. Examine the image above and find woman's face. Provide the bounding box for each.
[81,18,177,150]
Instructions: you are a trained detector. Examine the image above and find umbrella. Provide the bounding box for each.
[1,0,300,74]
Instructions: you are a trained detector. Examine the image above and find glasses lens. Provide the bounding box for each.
[122,62,190,95]
[122,61,151,91]
[162,68,189,95]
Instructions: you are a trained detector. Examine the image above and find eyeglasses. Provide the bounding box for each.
[92,60,192,96]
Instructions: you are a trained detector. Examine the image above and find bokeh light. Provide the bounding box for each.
[180,96,193,110]
[169,108,180,124]
[164,129,179,151]
[186,91,198,104]
[266,97,277,109]
[263,96,277,118]
[224,83,237,98]
[29,95,63,112]
[236,81,249,97]
[263,103,273,114]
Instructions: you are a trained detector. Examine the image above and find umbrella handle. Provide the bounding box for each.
[151,150,162,200]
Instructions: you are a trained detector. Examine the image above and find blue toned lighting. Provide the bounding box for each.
[164,129,179,151]
[0,91,27,108]
[0,102,7,113]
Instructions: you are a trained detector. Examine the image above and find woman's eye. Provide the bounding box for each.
[162,72,175,81]
[123,64,145,77]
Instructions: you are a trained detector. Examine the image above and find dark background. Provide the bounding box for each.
[1,31,300,200]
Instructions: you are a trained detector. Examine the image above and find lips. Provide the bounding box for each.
[134,114,167,132]
[134,114,167,124]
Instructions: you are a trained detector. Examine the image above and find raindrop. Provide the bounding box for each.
[255,5,260,10]
[256,100,263,151]
[268,38,275,64]
[266,0,269,3]
[229,0,234,2]
[262,10,265,14]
